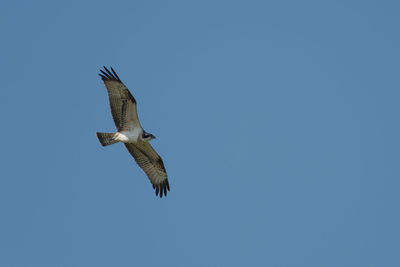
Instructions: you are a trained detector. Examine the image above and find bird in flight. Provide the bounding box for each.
[96,66,170,198]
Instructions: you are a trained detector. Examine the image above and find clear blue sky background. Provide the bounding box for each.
[1,1,399,266]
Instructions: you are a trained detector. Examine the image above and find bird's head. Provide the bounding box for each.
[141,131,156,141]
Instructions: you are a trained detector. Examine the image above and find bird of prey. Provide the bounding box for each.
[96,66,170,198]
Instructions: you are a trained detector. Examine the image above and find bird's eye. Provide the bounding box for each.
[142,133,149,138]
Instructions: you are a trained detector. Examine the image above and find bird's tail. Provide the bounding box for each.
[96,132,118,146]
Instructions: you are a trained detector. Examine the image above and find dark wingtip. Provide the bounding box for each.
[98,66,122,82]
[153,179,170,198]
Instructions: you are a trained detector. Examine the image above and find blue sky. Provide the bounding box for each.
[1,0,399,266]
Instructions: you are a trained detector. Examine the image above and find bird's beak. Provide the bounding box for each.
[151,134,156,139]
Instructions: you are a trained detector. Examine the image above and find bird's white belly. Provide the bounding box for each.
[115,129,141,143]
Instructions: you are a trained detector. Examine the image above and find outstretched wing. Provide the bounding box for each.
[124,142,170,198]
[99,66,141,131]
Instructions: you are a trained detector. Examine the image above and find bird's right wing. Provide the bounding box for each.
[99,67,141,131]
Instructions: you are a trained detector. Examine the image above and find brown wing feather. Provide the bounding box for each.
[99,67,140,131]
[124,142,170,198]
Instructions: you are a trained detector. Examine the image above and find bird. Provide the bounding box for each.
[96,66,170,198]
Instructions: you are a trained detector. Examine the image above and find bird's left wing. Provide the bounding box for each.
[124,142,170,198]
